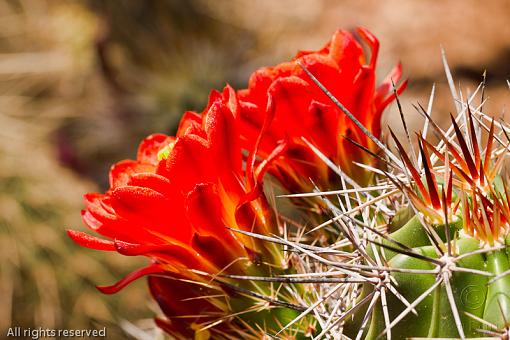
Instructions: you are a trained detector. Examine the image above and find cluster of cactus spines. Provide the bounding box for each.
[231,56,510,339]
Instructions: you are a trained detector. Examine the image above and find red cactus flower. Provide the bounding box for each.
[68,85,282,338]
[237,27,406,192]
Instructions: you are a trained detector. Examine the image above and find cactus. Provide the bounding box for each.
[265,65,510,339]
[69,27,510,339]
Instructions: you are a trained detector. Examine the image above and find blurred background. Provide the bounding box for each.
[1,0,509,338]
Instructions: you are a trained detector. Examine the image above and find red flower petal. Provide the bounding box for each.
[114,240,215,272]
[222,84,240,118]
[66,230,115,251]
[185,183,244,257]
[157,134,220,195]
[127,173,174,196]
[203,100,242,178]
[148,275,222,321]
[109,160,154,189]
[82,194,164,245]
[137,133,174,165]
[177,111,202,137]
[111,186,192,243]
[97,263,165,294]
[82,193,124,235]
[191,233,245,270]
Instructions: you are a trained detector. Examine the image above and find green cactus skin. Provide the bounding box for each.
[345,213,510,339]
[226,261,319,338]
